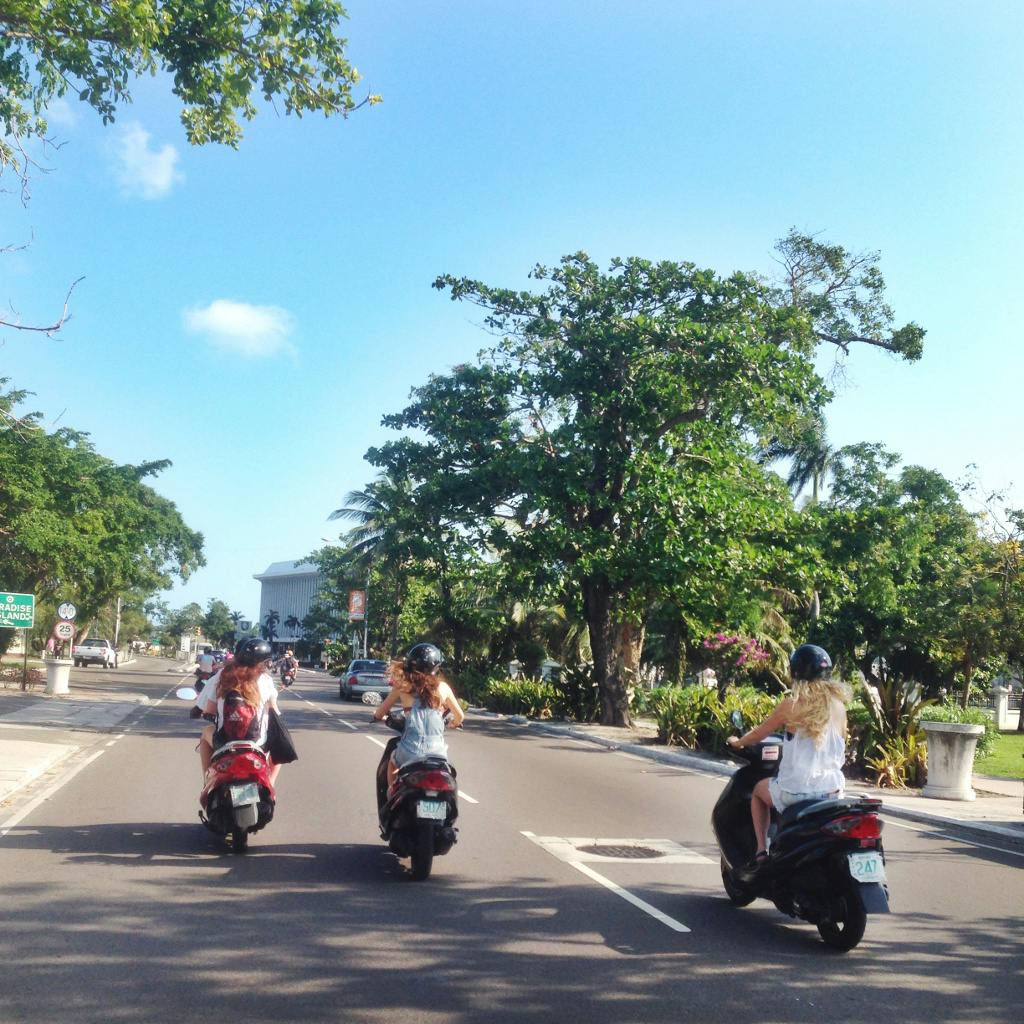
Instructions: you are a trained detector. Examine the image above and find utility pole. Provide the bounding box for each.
[113,596,122,652]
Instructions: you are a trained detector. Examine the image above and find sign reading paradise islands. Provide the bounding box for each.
[0,592,35,629]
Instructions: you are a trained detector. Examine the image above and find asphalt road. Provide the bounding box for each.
[1,659,1021,1024]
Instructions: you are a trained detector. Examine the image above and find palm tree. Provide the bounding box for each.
[760,414,842,620]
[782,413,838,507]
[262,609,280,642]
[284,614,303,638]
[330,471,419,657]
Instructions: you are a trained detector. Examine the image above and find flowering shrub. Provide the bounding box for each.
[701,632,771,687]
[655,684,776,753]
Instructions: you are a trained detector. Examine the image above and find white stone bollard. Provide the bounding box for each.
[921,721,986,801]
[991,686,1010,730]
[44,658,73,696]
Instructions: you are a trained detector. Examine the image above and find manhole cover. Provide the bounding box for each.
[576,844,666,860]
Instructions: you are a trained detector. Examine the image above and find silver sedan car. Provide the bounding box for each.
[339,659,390,700]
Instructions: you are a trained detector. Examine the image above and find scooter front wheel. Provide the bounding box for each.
[817,880,867,951]
[409,821,434,881]
[720,856,756,907]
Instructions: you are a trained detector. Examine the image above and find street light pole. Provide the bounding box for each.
[363,571,370,659]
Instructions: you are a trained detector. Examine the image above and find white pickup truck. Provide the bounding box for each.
[72,638,118,669]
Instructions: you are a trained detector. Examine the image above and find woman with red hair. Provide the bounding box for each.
[197,638,283,784]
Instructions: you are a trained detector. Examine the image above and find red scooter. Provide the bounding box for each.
[180,686,276,853]
[200,738,276,853]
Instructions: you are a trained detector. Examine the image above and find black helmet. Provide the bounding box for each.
[404,642,443,675]
[236,637,273,666]
[790,644,832,681]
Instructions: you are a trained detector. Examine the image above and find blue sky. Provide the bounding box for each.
[3,0,1022,619]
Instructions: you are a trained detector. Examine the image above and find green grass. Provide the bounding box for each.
[975,731,1024,779]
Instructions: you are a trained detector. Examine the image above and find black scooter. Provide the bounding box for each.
[712,711,890,951]
[368,696,459,881]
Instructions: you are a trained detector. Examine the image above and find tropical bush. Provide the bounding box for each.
[920,699,999,760]
[483,679,561,718]
[865,733,927,788]
[655,685,776,754]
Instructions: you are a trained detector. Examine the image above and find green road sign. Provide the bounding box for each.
[0,592,35,629]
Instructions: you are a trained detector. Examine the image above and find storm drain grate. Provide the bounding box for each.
[576,844,666,860]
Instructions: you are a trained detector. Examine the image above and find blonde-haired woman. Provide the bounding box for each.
[727,645,851,863]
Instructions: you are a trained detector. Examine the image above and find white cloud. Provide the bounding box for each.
[45,98,78,128]
[114,122,183,199]
[184,299,296,358]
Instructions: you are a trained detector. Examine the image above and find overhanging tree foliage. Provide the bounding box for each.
[0,0,378,187]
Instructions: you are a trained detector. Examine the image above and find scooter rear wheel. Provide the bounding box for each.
[720,856,756,907]
[817,880,867,951]
[231,830,249,854]
[409,821,434,881]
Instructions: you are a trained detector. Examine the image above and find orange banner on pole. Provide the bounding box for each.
[348,590,366,621]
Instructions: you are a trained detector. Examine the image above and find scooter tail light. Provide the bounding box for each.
[821,813,882,839]
[406,770,454,792]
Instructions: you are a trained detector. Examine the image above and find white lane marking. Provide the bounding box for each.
[884,817,1024,858]
[0,750,106,838]
[521,831,691,933]
[459,791,479,804]
[569,861,691,933]
[365,736,387,749]
[293,692,359,729]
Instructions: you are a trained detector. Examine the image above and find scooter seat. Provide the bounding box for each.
[778,796,863,829]
[398,755,455,776]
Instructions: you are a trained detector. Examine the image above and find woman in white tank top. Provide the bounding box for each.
[727,645,850,863]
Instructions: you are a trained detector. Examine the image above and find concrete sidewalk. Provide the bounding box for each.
[483,711,1024,847]
[0,688,156,808]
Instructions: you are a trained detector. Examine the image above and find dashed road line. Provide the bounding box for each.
[459,791,479,804]
[364,736,388,750]
[569,861,691,933]
[521,831,691,933]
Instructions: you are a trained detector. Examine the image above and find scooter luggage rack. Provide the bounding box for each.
[210,740,266,761]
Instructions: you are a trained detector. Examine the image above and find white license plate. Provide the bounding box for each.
[230,783,260,806]
[848,850,886,883]
[417,799,447,821]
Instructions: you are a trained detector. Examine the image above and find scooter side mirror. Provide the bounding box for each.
[176,686,198,701]
[362,691,382,706]
[729,709,745,732]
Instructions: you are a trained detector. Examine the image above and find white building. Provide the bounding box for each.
[253,560,324,645]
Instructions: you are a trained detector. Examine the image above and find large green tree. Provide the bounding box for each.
[0,0,378,188]
[368,238,922,724]
[0,381,204,653]
[369,242,917,725]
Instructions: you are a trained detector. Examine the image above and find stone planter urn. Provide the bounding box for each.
[921,720,986,801]
[44,658,73,696]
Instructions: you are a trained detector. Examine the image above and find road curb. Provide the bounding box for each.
[469,708,1024,848]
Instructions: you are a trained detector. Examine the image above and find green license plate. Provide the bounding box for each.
[417,799,447,820]
[848,850,886,883]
